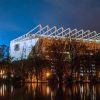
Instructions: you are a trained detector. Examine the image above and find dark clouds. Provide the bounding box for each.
[44,0,100,7]
[0,0,100,45]
[44,0,100,30]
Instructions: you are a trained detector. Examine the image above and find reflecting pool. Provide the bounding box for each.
[0,83,100,100]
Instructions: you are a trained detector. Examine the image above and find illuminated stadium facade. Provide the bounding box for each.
[10,24,100,61]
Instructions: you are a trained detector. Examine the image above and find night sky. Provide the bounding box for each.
[0,0,100,45]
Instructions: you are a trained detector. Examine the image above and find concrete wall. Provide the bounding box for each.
[10,38,39,61]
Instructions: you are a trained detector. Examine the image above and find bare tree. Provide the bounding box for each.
[46,38,70,83]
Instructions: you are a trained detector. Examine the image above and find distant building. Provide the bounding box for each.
[10,24,100,61]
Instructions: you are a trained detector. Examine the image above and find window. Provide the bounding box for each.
[14,44,20,51]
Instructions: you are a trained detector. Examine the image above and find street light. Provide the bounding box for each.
[46,72,51,78]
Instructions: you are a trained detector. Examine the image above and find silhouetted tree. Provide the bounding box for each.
[46,38,70,83]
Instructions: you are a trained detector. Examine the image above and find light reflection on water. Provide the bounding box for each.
[0,83,99,100]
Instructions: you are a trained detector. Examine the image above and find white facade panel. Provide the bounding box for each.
[10,38,39,61]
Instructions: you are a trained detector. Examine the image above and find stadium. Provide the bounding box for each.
[10,24,100,61]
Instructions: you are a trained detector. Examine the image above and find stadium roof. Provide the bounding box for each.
[11,24,100,42]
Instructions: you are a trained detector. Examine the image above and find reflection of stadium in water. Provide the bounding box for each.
[0,83,99,100]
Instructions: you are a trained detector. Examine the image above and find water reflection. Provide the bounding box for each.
[0,83,99,100]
